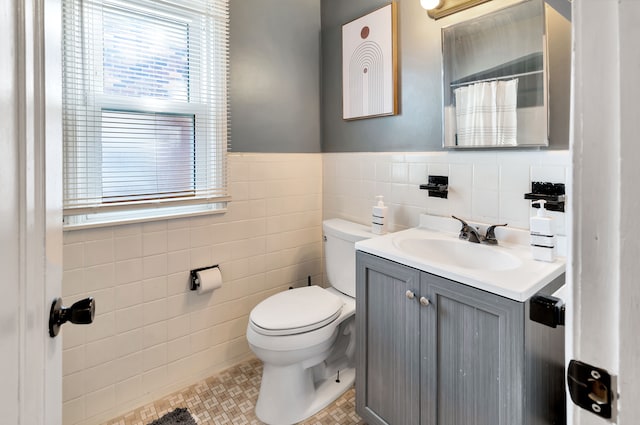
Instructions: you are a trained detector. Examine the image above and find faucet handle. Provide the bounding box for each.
[451,215,469,228]
[484,223,508,244]
[452,215,481,243]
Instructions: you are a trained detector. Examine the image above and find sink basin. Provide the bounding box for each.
[355,214,566,302]
[393,237,522,271]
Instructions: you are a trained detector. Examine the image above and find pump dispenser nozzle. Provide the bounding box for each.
[536,199,548,217]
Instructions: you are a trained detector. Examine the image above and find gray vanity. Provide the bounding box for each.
[354,215,566,425]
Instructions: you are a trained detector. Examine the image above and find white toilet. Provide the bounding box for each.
[246,218,373,425]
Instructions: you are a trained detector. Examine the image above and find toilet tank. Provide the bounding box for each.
[323,219,373,297]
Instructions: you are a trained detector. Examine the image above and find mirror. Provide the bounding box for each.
[442,0,553,148]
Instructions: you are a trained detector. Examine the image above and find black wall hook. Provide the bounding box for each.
[524,181,565,212]
[420,175,449,198]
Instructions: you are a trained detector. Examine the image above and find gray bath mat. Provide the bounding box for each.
[148,408,197,425]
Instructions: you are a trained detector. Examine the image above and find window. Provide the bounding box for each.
[62,0,229,227]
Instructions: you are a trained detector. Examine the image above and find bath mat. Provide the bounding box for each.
[147,408,197,425]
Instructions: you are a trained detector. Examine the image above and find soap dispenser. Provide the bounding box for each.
[372,195,388,235]
[530,200,556,262]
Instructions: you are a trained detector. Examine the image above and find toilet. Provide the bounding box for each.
[246,218,373,425]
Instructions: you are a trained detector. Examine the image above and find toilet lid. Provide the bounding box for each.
[250,286,343,336]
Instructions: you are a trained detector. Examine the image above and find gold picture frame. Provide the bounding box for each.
[427,0,492,20]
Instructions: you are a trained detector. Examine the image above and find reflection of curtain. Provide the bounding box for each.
[454,79,518,146]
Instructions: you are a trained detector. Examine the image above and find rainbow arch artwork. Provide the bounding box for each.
[342,3,397,120]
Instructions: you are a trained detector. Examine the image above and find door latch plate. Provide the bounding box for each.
[567,360,614,419]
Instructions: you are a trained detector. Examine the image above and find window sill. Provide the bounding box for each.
[63,202,227,231]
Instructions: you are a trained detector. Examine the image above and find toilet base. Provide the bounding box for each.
[255,364,355,425]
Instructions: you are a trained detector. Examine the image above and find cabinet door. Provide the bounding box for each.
[356,252,421,425]
[421,272,525,425]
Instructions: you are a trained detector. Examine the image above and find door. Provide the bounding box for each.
[0,0,63,424]
[422,272,524,425]
[571,0,640,424]
[356,252,421,425]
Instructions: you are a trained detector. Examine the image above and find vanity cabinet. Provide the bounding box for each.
[355,251,565,425]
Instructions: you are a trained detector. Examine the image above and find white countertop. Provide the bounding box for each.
[355,215,566,302]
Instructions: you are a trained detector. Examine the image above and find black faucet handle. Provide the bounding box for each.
[484,223,508,243]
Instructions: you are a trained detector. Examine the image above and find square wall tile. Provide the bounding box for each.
[473,164,500,191]
[143,321,167,348]
[115,329,143,358]
[499,163,531,194]
[115,376,143,406]
[115,282,143,310]
[63,371,85,402]
[531,165,567,183]
[62,397,85,425]
[428,163,449,177]
[85,337,117,368]
[63,346,85,375]
[115,259,143,285]
[471,189,500,223]
[114,234,142,261]
[391,162,409,183]
[86,312,114,343]
[63,243,84,271]
[499,192,530,230]
[85,264,115,292]
[84,385,116,418]
[143,231,168,256]
[63,269,85,297]
[143,254,168,279]
[448,163,473,218]
[115,305,144,334]
[408,163,428,185]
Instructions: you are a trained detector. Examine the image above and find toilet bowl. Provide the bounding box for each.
[246,219,373,425]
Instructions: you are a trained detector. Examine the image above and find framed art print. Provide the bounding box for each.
[342,3,398,120]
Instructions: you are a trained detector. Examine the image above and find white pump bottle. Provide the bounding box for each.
[371,195,388,235]
[530,200,556,262]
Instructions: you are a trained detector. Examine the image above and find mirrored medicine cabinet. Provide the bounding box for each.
[441,0,571,149]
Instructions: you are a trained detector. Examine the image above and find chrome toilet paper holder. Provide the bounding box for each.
[189,264,220,291]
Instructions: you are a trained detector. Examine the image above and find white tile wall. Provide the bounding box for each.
[62,153,323,425]
[323,150,570,235]
[63,149,569,425]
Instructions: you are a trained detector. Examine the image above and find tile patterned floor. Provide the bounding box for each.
[102,358,365,425]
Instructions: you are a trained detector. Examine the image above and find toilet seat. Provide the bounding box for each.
[250,286,343,336]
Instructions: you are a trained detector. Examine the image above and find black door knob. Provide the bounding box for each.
[49,297,95,337]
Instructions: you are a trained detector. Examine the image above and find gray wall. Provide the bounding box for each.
[230,0,321,152]
[229,0,570,153]
[321,0,571,152]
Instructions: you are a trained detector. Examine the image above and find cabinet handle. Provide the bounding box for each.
[405,290,415,300]
[420,296,430,307]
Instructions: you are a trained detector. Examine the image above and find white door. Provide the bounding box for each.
[571,0,640,423]
[0,0,63,424]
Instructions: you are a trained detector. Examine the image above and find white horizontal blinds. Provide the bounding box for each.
[100,111,196,202]
[62,0,229,215]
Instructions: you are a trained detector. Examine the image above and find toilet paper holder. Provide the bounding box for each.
[189,264,220,291]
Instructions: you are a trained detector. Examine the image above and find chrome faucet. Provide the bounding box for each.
[483,222,508,245]
[452,215,483,243]
[452,216,508,245]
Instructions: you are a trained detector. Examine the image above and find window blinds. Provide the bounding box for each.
[62,0,229,221]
